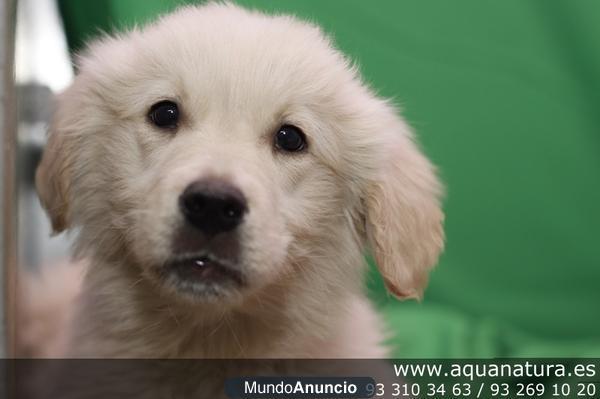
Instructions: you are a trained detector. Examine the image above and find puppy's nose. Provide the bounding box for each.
[179,179,247,235]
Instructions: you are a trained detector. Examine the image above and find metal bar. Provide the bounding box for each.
[1,0,18,359]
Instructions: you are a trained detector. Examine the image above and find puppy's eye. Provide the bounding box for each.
[149,101,179,129]
[274,125,306,152]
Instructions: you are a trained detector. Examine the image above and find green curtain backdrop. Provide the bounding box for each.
[57,0,600,357]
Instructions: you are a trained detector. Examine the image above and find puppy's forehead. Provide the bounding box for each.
[82,4,355,117]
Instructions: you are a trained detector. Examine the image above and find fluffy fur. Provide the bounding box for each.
[33,3,444,359]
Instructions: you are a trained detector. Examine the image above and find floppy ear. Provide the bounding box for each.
[364,119,444,300]
[35,92,76,234]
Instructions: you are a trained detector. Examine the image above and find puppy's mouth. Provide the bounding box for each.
[164,254,244,287]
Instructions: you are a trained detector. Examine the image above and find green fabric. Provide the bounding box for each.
[57,0,600,357]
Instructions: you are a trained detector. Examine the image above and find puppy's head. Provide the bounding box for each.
[37,4,444,306]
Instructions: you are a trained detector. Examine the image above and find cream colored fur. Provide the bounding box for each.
[33,3,444,359]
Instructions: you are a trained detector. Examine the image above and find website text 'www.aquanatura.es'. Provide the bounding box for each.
[392,360,596,381]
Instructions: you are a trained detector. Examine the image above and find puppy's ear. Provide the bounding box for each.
[364,117,444,300]
[35,91,77,234]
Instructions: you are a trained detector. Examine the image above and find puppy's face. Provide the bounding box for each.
[37,5,444,307]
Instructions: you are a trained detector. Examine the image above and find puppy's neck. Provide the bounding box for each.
[69,256,356,358]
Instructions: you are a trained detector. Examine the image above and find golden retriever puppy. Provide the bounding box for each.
[35,3,444,359]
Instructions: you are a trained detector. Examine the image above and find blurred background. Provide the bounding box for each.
[2,0,599,358]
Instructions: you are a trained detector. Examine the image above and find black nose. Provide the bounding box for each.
[179,179,248,235]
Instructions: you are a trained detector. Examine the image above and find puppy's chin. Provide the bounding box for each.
[150,252,248,304]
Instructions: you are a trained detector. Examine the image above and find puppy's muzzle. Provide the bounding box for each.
[179,178,248,235]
